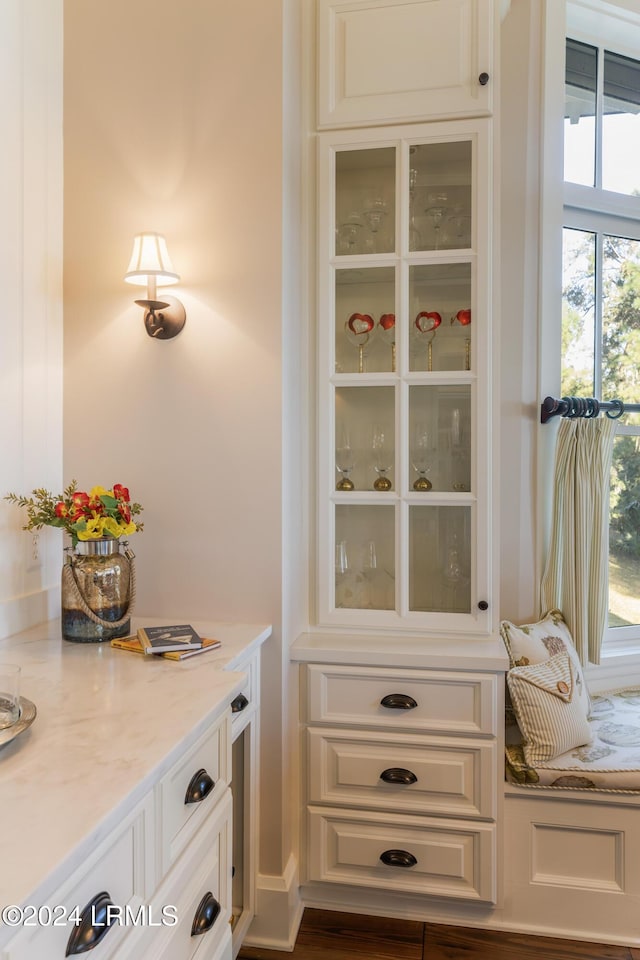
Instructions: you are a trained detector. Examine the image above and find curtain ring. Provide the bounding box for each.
[606,398,624,419]
[564,396,578,418]
[585,397,599,418]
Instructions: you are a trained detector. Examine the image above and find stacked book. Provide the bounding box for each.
[111,624,221,660]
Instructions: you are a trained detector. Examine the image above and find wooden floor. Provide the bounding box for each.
[238,909,640,960]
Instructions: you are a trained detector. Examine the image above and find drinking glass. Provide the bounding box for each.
[371,425,392,491]
[0,664,21,729]
[425,191,449,250]
[411,424,433,491]
[336,433,355,490]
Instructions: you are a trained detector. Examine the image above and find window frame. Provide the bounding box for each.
[556,0,640,658]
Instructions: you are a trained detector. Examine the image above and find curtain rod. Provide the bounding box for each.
[540,395,640,423]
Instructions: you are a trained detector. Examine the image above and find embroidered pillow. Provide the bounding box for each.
[500,609,591,717]
[507,653,593,764]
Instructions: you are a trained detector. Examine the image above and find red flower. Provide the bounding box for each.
[54,502,68,518]
[118,502,131,523]
[113,484,129,502]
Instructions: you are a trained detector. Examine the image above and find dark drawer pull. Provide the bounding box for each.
[185,767,215,804]
[380,849,418,868]
[65,891,115,955]
[380,767,418,785]
[479,71,490,85]
[380,693,417,710]
[231,693,249,713]
[191,891,221,936]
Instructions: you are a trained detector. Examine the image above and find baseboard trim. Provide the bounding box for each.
[242,854,303,951]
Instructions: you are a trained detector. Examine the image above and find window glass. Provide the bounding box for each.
[603,51,640,196]
[564,39,597,187]
[610,433,640,628]
[561,227,596,397]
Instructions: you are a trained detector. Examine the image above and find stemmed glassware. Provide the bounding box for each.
[345,313,375,373]
[378,313,396,372]
[336,432,355,491]
[362,193,387,251]
[409,167,422,251]
[414,310,441,371]
[425,191,449,250]
[371,424,392,491]
[451,308,472,370]
[337,211,363,254]
[411,423,433,491]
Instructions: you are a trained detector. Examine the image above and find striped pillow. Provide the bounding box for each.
[507,653,593,765]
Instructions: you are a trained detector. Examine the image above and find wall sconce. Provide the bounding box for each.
[124,233,186,340]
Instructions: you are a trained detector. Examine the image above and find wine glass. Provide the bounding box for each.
[337,211,363,254]
[362,193,388,242]
[425,191,449,250]
[378,313,396,372]
[371,425,392,491]
[409,167,422,250]
[414,310,441,371]
[335,539,351,608]
[411,424,433,491]
[447,210,471,247]
[336,432,355,491]
[345,313,375,373]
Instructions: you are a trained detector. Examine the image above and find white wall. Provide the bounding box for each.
[0,0,63,639]
[63,0,295,895]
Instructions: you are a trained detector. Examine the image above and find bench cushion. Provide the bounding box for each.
[506,686,640,791]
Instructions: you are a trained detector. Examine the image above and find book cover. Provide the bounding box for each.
[137,624,202,654]
[111,635,221,660]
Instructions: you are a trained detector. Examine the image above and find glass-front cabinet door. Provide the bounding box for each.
[317,120,493,633]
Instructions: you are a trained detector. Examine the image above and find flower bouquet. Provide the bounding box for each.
[5,482,143,642]
[5,481,143,547]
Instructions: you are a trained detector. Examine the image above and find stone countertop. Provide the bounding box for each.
[0,617,271,935]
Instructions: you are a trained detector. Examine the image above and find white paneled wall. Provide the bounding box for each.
[0,0,63,638]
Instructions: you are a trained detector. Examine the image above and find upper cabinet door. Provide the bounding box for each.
[318,0,495,128]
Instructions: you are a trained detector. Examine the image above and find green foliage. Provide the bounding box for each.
[562,233,640,557]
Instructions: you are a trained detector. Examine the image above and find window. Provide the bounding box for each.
[561,32,640,647]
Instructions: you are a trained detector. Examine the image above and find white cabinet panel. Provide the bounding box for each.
[308,726,497,817]
[318,0,494,127]
[307,663,498,734]
[308,805,496,901]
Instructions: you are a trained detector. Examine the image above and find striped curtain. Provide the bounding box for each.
[540,417,616,665]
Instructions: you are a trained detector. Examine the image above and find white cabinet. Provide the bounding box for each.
[0,621,269,960]
[302,660,501,904]
[318,118,494,634]
[317,0,496,128]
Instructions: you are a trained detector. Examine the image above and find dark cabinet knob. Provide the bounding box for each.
[478,600,489,611]
[65,891,115,956]
[184,767,215,804]
[478,72,490,85]
[380,693,417,710]
[380,849,418,868]
[191,892,221,936]
[231,693,249,713]
[380,767,418,785]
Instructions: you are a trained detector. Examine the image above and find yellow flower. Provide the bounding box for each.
[89,485,112,500]
[77,517,106,540]
[102,517,123,538]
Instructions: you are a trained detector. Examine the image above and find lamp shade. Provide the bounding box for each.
[124,233,180,286]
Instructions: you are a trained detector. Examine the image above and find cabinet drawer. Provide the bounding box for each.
[306,664,497,735]
[308,805,496,903]
[5,795,153,960]
[230,656,258,739]
[153,790,232,960]
[308,727,497,819]
[158,712,231,873]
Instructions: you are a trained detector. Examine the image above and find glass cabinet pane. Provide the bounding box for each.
[336,386,395,492]
[335,505,395,610]
[409,506,471,613]
[408,385,471,493]
[409,141,472,252]
[409,263,471,372]
[336,148,396,255]
[336,267,396,373]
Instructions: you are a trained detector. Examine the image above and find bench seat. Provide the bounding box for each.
[506,685,640,792]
